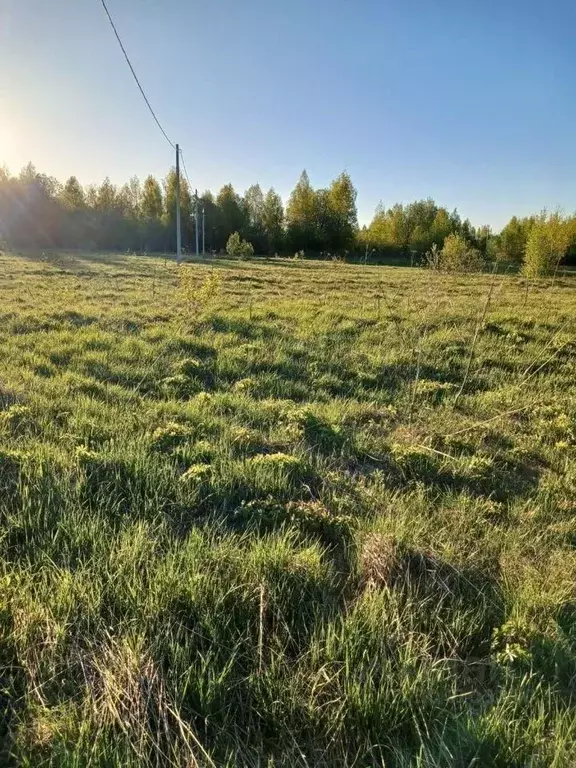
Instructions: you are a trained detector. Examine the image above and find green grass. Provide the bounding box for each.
[0,249,575,766]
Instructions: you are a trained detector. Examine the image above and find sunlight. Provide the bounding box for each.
[0,118,14,168]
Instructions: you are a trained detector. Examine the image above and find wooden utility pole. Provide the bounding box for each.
[175,144,182,263]
[202,206,206,255]
[194,189,200,256]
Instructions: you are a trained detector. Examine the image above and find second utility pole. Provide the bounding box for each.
[202,206,205,255]
[175,144,182,264]
[194,189,200,256]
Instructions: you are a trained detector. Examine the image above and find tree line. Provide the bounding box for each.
[1,163,575,273]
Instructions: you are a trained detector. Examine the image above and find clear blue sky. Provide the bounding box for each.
[1,0,575,229]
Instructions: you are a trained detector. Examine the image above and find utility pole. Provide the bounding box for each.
[202,206,206,255]
[175,144,182,263]
[194,189,200,256]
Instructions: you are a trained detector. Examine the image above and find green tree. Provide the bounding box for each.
[141,176,163,220]
[19,162,38,185]
[364,203,410,253]
[140,176,164,251]
[325,171,357,252]
[243,184,266,254]
[314,189,334,252]
[405,199,437,253]
[262,188,284,254]
[475,225,494,258]
[96,177,117,212]
[85,184,98,209]
[61,176,85,210]
[117,176,141,218]
[460,218,476,245]
[199,191,219,252]
[286,170,318,253]
[430,208,453,246]
[522,213,570,277]
[565,214,576,265]
[216,184,246,250]
[164,169,192,248]
[499,216,533,263]
[364,199,463,258]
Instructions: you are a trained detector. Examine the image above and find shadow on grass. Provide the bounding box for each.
[383,447,543,504]
[209,315,280,340]
[0,612,25,768]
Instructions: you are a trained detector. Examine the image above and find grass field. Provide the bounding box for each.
[0,250,575,766]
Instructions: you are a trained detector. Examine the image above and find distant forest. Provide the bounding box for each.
[1,163,575,266]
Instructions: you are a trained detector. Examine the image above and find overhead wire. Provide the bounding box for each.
[98,0,175,150]
[179,148,193,190]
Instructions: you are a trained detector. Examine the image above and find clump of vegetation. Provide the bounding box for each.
[427,232,484,272]
[226,231,254,259]
[522,213,571,277]
[233,497,352,543]
[149,421,194,451]
[0,404,37,436]
[177,266,222,316]
[249,451,302,471]
[229,425,267,454]
[180,462,212,484]
[491,619,534,666]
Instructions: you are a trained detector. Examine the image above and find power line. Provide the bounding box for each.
[179,148,192,189]
[98,0,175,150]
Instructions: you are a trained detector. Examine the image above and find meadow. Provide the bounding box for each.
[0,250,575,766]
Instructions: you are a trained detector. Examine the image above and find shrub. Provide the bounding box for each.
[423,242,441,270]
[432,233,484,273]
[522,213,570,277]
[226,232,254,260]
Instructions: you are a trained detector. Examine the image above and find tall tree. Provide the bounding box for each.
[499,215,533,263]
[164,169,192,248]
[286,170,318,252]
[141,176,163,220]
[117,176,141,218]
[430,208,453,247]
[262,188,284,254]
[19,162,38,185]
[365,199,459,256]
[216,184,246,250]
[325,171,357,252]
[199,191,219,252]
[243,184,266,253]
[61,176,85,210]
[522,213,570,277]
[85,184,98,209]
[96,177,117,212]
[140,176,164,251]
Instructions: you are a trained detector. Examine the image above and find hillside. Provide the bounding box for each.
[1,251,575,766]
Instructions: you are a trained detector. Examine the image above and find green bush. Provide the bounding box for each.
[522,213,570,277]
[226,232,254,260]
[430,232,484,273]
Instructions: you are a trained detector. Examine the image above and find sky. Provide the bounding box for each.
[1,0,575,230]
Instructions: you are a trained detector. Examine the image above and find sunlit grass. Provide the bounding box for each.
[0,249,575,765]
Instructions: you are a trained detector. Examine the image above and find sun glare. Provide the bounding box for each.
[0,120,13,168]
